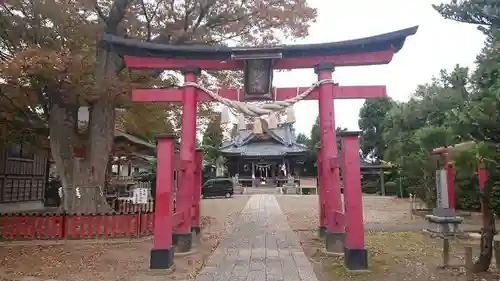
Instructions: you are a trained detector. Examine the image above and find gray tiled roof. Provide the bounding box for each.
[219,124,308,157]
[220,141,308,156]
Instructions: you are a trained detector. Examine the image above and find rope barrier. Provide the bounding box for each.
[183,79,335,117]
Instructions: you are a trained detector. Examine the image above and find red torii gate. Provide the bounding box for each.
[102,25,417,271]
[433,142,498,213]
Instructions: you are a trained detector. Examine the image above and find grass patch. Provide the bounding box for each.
[310,232,443,280]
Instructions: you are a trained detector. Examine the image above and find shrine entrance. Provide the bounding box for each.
[102,25,418,272]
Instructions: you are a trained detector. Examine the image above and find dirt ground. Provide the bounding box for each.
[276,194,500,281]
[0,195,250,281]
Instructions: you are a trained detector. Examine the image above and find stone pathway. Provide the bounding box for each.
[195,194,318,281]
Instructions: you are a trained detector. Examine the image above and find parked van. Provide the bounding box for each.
[201,178,234,199]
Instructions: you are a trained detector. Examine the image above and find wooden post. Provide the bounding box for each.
[379,169,385,196]
[409,194,414,220]
[494,240,500,269]
[398,172,403,198]
[442,238,450,268]
[464,246,473,279]
[251,162,255,188]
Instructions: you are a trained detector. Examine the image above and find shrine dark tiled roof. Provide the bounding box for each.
[219,124,308,157]
[220,141,308,156]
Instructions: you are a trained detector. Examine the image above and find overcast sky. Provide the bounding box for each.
[273,0,486,135]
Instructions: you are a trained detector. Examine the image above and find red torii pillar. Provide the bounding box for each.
[478,162,487,213]
[315,63,344,253]
[340,131,367,270]
[171,67,201,253]
[150,133,176,269]
[191,149,203,235]
[313,63,385,253]
[317,149,327,238]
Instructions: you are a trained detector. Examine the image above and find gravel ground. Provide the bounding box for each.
[276,194,427,231]
[0,195,250,281]
[276,194,500,281]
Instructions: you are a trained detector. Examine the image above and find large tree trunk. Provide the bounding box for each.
[48,93,80,212]
[49,93,112,214]
[48,0,132,214]
[473,166,496,272]
[52,54,121,214]
[79,95,116,213]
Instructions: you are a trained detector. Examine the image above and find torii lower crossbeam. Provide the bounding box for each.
[131,86,386,103]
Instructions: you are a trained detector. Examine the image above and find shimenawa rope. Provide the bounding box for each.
[183,79,335,117]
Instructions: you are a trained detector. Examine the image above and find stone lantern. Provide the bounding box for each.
[424,208,464,268]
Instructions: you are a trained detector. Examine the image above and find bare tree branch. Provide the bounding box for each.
[105,0,133,34]
[139,0,161,41]
[95,1,108,23]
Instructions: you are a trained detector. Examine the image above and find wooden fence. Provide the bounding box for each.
[0,211,154,240]
[0,198,199,241]
[0,200,155,241]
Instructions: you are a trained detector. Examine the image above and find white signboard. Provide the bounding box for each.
[435,169,449,208]
[132,187,149,204]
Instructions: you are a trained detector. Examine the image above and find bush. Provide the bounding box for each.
[384,181,399,196]
[362,181,380,194]
[490,185,500,216]
[302,188,313,195]
[454,181,480,212]
[410,173,500,214]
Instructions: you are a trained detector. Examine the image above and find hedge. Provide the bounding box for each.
[362,180,402,196]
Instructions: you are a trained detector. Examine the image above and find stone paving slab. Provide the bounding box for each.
[195,194,319,281]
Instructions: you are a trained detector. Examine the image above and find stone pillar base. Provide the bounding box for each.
[318,226,327,238]
[344,247,369,271]
[325,231,344,253]
[173,233,193,253]
[150,248,174,269]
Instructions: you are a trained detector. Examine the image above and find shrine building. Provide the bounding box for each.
[220,122,308,187]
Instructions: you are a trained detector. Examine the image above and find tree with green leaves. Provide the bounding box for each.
[358,98,395,162]
[433,0,500,272]
[307,116,346,150]
[295,133,310,145]
[201,112,224,163]
[381,66,474,203]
